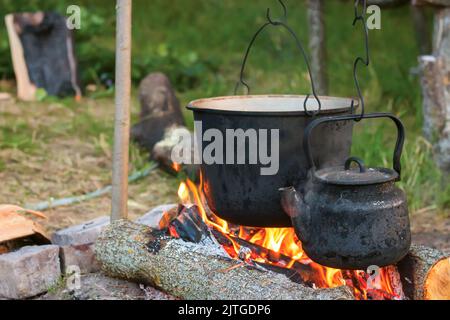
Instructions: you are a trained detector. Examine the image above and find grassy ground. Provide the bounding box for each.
[0,94,178,231]
[0,1,448,241]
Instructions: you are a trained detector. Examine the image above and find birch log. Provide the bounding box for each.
[397,245,450,300]
[95,220,354,300]
[419,8,450,173]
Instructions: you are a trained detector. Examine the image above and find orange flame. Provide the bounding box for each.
[176,174,402,300]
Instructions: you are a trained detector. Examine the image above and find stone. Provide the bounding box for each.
[135,204,177,229]
[59,244,101,274]
[52,216,109,274]
[0,245,61,299]
[38,272,176,300]
[52,216,110,246]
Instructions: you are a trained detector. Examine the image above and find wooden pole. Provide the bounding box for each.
[307,0,328,96]
[111,0,132,221]
[411,6,432,55]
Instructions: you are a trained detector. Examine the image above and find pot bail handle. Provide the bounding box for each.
[234,0,322,116]
[303,113,405,180]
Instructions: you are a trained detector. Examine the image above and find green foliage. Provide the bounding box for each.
[35,88,48,101]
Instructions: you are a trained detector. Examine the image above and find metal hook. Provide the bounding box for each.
[266,0,287,25]
[235,0,321,115]
[351,0,369,121]
[353,0,367,20]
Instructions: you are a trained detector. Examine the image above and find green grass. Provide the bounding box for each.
[0,122,40,152]
[0,0,447,213]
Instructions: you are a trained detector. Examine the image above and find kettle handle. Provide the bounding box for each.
[303,113,405,180]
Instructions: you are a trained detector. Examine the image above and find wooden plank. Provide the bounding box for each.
[4,14,36,101]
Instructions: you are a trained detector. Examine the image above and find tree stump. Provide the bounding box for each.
[131,73,185,152]
[419,7,450,173]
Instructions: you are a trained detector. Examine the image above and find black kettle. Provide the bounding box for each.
[281,113,411,270]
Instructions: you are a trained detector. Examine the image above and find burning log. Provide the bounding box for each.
[95,220,354,300]
[397,245,450,300]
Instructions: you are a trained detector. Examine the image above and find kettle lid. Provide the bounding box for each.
[314,157,399,186]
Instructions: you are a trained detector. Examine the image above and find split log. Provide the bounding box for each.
[4,14,36,101]
[131,73,185,153]
[397,244,450,300]
[95,220,354,300]
[6,12,81,98]
[419,55,446,141]
[419,8,450,173]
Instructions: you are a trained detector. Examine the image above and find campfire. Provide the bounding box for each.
[94,169,450,300]
[169,174,404,300]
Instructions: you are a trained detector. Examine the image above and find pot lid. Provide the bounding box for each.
[314,157,399,186]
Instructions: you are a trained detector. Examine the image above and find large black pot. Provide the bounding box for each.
[187,95,356,227]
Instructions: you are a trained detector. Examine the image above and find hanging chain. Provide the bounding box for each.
[235,0,322,116]
[351,0,370,121]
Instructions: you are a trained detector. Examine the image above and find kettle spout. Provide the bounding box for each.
[280,186,303,219]
[280,186,311,244]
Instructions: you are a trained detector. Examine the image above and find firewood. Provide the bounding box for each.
[424,257,450,299]
[6,12,81,99]
[0,205,49,244]
[397,244,450,300]
[4,14,36,101]
[95,220,354,300]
